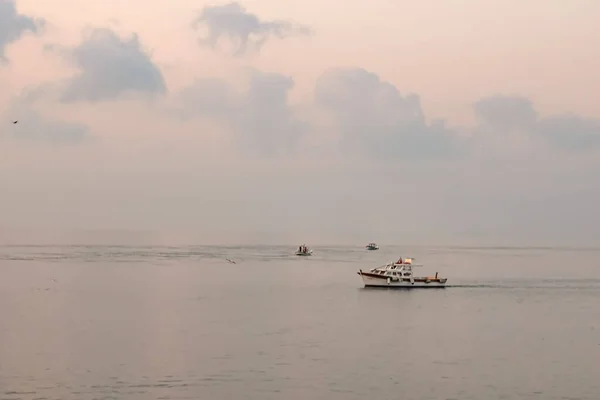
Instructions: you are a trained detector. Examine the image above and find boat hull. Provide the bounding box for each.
[358,271,447,288]
[295,251,312,256]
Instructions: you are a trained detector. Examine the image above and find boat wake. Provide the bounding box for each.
[434,281,600,290]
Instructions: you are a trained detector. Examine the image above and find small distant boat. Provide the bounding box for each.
[357,257,447,288]
[295,244,313,256]
[365,242,379,250]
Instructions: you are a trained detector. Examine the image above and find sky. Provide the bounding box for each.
[0,0,599,246]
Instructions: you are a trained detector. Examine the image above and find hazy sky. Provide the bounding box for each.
[1,0,599,245]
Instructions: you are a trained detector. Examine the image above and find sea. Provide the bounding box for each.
[1,243,599,399]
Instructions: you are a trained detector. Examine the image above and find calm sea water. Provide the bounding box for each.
[1,244,599,399]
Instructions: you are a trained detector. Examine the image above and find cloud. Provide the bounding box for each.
[175,68,307,156]
[474,95,538,130]
[474,94,600,153]
[192,2,311,56]
[47,28,166,102]
[535,115,600,152]
[314,67,464,161]
[178,78,236,117]
[0,0,44,63]
[169,66,600,162]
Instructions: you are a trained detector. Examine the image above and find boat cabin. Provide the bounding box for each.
[368,258,420,278]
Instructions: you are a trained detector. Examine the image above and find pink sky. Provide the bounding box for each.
[1,0,599,244]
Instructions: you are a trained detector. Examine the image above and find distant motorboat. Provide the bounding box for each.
[365,242,379,250]
[357,257,447,288]
[295,244,313,256]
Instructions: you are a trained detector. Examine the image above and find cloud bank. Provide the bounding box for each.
[170,66,600,161]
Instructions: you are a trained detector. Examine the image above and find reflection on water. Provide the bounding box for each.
[1,245,599,399]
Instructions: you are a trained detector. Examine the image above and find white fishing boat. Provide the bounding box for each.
[365,242,379,250]
[357,257,447,288]
[295,244,313,256]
